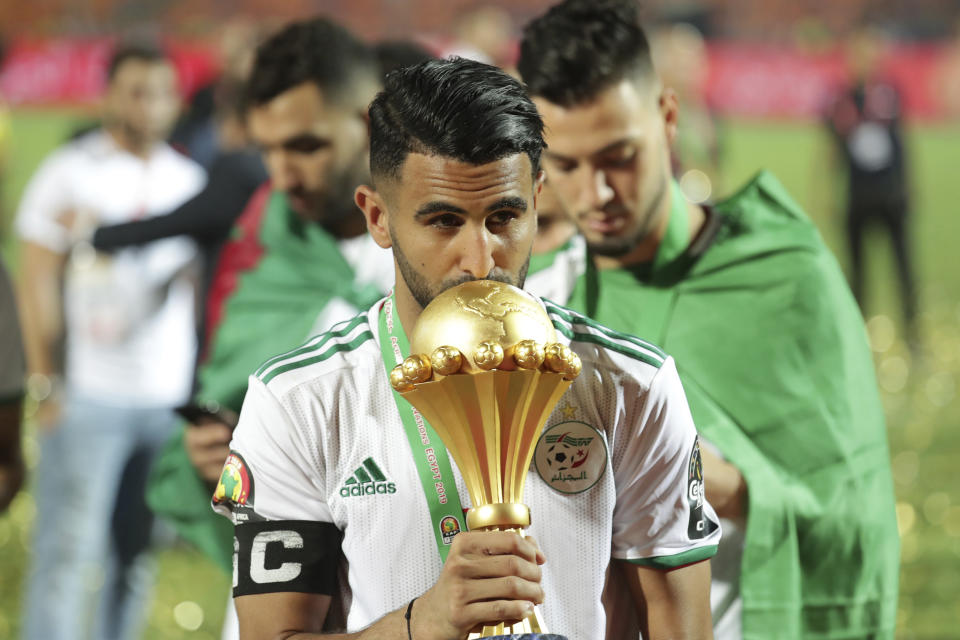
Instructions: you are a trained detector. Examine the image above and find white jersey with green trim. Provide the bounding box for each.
[214,296,720,638]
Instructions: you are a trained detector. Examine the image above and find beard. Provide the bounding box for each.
[391,231,532,310]
[294,149,371,227]
[585,169,670,258]
[322,150,371,227]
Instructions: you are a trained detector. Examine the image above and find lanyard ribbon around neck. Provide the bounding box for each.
[378,293,465,563]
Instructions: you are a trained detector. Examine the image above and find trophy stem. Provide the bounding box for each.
[462,527,553,639]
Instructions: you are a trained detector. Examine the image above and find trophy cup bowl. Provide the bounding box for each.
[390,280,579,640]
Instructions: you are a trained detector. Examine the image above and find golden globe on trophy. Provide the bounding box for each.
[389,280,580,640]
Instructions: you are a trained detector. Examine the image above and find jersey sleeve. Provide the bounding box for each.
[15,150,74,252]
[213,375,342,596]
[611,356,721,568]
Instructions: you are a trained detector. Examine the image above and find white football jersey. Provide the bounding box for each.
[214,296,720,639]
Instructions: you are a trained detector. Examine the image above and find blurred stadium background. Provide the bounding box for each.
[1,0,959,638]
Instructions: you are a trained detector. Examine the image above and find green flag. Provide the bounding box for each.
[532,171,899,639]
[146,189,383,572]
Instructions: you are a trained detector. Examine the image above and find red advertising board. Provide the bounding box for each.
[0,37,955,120]
[704,42,951,120]
[0,38,218,104]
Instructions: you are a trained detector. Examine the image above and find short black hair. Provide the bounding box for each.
[368,57,544,183]
[245,17,377,109]
[107,41,170,82]
[518,0,655,107]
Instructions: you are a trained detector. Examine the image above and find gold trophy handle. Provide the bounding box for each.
[466,507,547,638]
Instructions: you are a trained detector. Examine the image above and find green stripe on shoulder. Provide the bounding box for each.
[625,545,718,569]
[255,313,367,378]
[553,321,663,369]
[260,330,374,385]
[544,300,667,360]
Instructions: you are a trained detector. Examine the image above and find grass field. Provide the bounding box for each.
[1,109,958,638]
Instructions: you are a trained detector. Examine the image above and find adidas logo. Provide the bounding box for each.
[340,457,397,498]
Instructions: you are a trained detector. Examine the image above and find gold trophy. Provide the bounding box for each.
[389,280,580,640]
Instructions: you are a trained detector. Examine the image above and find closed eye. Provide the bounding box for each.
[429,213,464,229]
[598,147,637,169]
[487,211,519,229]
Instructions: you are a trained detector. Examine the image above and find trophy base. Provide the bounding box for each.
[483,635,568,640]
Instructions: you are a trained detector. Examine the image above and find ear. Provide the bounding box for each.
[659,87,680,148]
[354,184,392,249]
[533,170,546,211]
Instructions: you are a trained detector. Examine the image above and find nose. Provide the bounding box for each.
[266,150,298,192]
[576,166,615,212]
[457,223,496,279]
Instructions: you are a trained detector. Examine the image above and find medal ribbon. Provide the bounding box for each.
[378,292,465,562]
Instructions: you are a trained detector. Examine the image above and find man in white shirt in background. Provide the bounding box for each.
[15,42,205,640]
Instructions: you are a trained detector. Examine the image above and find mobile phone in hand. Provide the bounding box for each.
[174,401,239,429]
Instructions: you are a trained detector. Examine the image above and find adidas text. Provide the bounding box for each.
[340,482,396,497]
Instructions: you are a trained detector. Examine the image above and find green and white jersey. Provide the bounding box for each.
[214,296,719,638]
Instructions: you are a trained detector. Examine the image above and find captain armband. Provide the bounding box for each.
[233,520,343,596]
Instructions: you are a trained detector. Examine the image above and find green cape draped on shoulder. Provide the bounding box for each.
[146,188,382,572]
[536,172,899,638]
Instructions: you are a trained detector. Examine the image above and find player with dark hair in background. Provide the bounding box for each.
[519,1,899,638]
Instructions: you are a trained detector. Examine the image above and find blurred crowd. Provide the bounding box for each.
[0,0,956,638]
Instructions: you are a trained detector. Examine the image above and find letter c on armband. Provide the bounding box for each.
[233,520,343,597]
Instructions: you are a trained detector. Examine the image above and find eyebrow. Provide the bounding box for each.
[486,196,528,213]
[545,137,637,163]
[414,196,528,219]
[415,201,468,218]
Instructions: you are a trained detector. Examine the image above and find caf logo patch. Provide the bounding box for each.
[213,451,260,521]
[534,421,608,494]
[439,515,461,544]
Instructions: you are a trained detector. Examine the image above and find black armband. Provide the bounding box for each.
[233,520,343,597]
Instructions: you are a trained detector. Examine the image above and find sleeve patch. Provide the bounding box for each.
[687,437,720,540]
[213,451,264,523]
[233,520,343,597]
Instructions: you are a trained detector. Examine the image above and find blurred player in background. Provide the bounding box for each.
[15,41,205,640]
[823,25,917,344]
[87,37,269,376]
[519,1,899,637]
